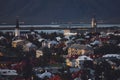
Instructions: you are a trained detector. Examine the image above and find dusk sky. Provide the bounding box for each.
[0,0,120,24]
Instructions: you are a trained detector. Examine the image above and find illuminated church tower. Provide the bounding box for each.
[91,16,97,32]
[15,19,20,36]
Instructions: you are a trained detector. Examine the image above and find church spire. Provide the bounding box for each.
[91,15,97,32]
[15,18,20,36]
[91,16,97,28]
[16,18,19,29]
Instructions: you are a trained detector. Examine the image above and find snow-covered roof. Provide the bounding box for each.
[0,69,18,76]
[103,54,120,59]
[76,55,93,61]
[36,71,52,79]
[49,40,58,45]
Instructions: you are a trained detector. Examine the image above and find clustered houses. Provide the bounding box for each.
[0,27,119,60]
[0,19,120,79]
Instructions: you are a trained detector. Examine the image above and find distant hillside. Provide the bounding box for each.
[0,0,120,24]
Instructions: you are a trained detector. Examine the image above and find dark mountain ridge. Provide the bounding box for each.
[0,0,120,24]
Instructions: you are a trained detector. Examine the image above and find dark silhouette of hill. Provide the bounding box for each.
[0,0,120,24]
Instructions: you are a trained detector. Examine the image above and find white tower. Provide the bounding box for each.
[91,16,97,32]
[15,19,20,36]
